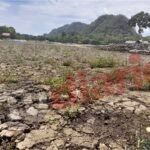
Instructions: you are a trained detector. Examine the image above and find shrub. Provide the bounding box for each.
[63,59,72,67]
[141,81,150,91]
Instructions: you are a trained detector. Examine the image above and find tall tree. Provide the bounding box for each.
[129,11,150,35]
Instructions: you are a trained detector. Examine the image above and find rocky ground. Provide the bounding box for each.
[0,41,150,150]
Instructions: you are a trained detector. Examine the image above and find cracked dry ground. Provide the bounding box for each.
[0,41,150,150]
[0,82,150,150]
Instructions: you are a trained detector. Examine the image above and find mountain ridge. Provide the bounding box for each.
[47,14,137,37]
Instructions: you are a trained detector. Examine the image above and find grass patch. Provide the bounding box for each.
[0,73,18,84]
[43,76,65,88]
[90,57,118,68]
[64,104,81,119]
[141,81,150,91]
[63,59,73,67]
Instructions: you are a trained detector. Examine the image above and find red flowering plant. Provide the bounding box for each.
[49,54,150,109]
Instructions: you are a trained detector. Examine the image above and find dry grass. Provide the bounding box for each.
[0,40,149,84]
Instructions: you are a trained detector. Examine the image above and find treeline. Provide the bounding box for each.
[0,26,47,41]
[48,32,139,45]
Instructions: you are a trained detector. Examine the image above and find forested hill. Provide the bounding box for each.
[46,14,139,44]
[0,14,141,44]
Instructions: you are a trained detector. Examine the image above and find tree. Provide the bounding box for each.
[129,11,150,35]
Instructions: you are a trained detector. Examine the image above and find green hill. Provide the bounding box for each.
[46,14,138,44]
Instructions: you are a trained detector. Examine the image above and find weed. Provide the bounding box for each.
[63,59,72,67]
[141,81,150,91]
[140,138,150,150]
[15,55,24,64]
[0,73,18,84]
[43,76,65,88]
[90,57,117,68]
[64,104,81,119]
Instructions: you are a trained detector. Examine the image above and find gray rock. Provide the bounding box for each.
[40,85,50,91]
[23,95,33,104]
[7,96,17,105]
[9,110,22,121]
[36,104,49,110]
[0,130,17,137]
[0,123,8,130]
[12,89,25,97]
[17,128,56,149]
[0,96,17,104]
[0,96,8,103]
[38,92,48,103]
[26,107,38,116]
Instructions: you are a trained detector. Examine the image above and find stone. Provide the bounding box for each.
[54,139,65,147]
[8,123,29,132]
[0,96,8,103]
[0,130,17,137]
[63,128,98,148]
[38,92,48,103]
[0,123,8,130]
[46,142,58,150]
[146,127,150,133]
[12,89,25,97]
[26,107,38,116]
[60,94,69,100]
[23,95,33,104]
[82,126,94,134]
[99,143,108,150]
[7,96,17,105]
[36,104,49,110]
[40,85,50,91]
[17,129,56,149]
[9,110,22,121]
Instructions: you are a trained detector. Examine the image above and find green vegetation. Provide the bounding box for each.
[64,104,81,119]
[141,81,150,91]
[43,76,65,88]
[46,14,139,45]
[129,11,150,35]
[89,57,117,68]
[0,73,18,84]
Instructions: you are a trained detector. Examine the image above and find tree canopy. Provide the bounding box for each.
[129,11,150,34]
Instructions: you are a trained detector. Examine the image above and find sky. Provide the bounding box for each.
[0,0,150,36]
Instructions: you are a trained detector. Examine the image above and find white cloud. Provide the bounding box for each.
[0,0,150,35]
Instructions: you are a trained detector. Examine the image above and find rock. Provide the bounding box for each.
[82,126,94,134]
[0,96,17,104]
[17,129,56,149]
[23,95,33,104]
[0,130,17,137]
[0,96,8,103]
[99,143,108,150]
[46,142,58,150]
[8,123,30,132]
[36,104,49,110]
[12,89,25,97]
[38,92,48,103]
[40,85,50,91]
[146,127,150,133]
[9,110,22,121]
[60,94,69,100]
[0,123,8,130]
[54,139,65,147]
[63,128,98,148]
[26,107,38,116]
[7,96,17,105]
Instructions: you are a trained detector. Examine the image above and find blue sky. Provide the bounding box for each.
[0,0,150,35]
